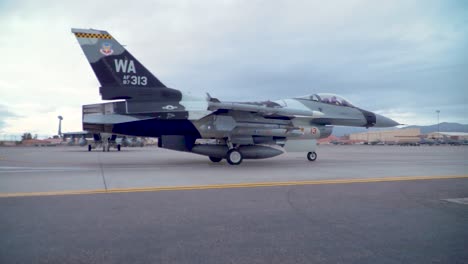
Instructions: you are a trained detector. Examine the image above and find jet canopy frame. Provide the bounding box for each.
[296,93,355,107]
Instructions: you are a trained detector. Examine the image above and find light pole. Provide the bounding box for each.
[58,116,63,138]
[436,110,440,141]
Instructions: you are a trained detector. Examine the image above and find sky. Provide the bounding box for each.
[0,0,467,138]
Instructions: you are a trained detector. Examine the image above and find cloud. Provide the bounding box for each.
[376,103,468,126]
[1,0,467,136]
[0,104,19,132]
[0,102,83,136]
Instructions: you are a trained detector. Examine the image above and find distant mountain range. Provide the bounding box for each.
[332,122,468,137]
[403,122,468,134]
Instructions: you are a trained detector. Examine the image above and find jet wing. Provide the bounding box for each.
[207,101,324,118]
[62,131,93,138]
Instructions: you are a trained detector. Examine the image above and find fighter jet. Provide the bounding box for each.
[58,115,123,151]
[71,28,399,165]
[61,131,123,151]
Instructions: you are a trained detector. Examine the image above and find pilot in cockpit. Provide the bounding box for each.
[330,96,340,105]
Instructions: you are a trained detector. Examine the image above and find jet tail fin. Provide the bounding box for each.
[71,28,181,101]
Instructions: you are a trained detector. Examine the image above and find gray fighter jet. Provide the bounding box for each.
[61,131,122,151]
[58,115,123,151]
[71,28,399,165]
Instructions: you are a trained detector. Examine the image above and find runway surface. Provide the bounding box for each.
[0,145,467,195]
[1,145,467,263]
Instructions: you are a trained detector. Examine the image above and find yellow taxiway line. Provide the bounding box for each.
[1,175,467,198]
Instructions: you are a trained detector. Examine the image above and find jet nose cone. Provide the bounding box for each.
[375,114,399,127]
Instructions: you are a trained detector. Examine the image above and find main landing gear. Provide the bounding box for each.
[209,156,222,163]
[225,138,243,165]
[208,152,242,165]
[208,138,244,165]
[102,144,110,152]
[87,142,121,152]
[226,149,243,165]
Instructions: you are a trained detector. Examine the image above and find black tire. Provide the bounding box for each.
[307,151,317,161]
[226,149,243,165]
[88,145,92,152]
[102,145,106,152]
[117,144,121,151]
[209,156,223,163]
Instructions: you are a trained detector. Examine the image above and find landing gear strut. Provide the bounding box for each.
[102,143,110,152]
[224,138,243,165]
[307,151,317,161]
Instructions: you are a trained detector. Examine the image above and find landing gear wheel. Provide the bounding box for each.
[209,156,222,163]
[226,149,243,165]
[117,144,121,151]
[102,145,106,152]
[106,144,110,152]
[307,151,317,161]
[88,145,92,152]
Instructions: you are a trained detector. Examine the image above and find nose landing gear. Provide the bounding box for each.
[307,151,317,161]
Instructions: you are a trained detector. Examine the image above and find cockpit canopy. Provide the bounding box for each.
[296,93,355,107]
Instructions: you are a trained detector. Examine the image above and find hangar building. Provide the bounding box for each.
[425,132,468,141]
[349,128,420,144]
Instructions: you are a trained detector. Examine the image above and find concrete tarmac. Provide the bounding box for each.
[0,145,466,194]
[0,145,467,263]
